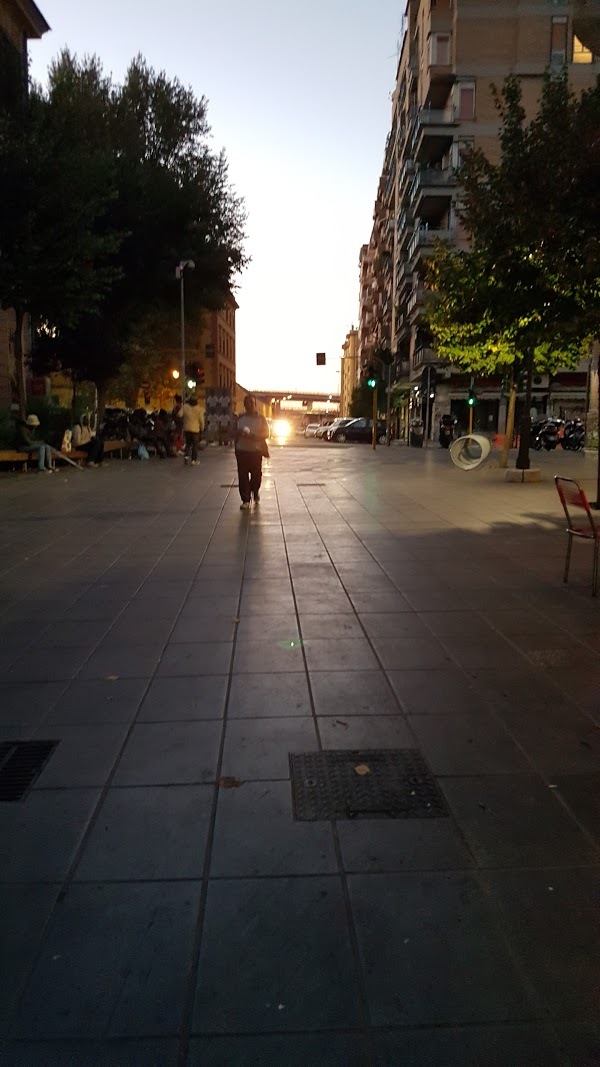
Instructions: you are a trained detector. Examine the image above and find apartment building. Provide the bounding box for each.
[366,0,600,437]
[340,327,359,417]
[0,0,49,409]
[198,294,238,395]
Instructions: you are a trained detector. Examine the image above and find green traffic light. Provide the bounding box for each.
[367,378,376,389]
[467,397,475,406]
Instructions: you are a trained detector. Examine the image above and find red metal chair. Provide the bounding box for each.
[555,476,600,596]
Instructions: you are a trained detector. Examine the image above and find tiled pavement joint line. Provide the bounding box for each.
[276,480,378,1067]
[175,493,250,1067]
[3,481,233,1039]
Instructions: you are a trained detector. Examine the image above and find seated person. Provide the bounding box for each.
[17,415,54,472]
[72,414,104,465]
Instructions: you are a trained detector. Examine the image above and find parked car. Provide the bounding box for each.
[323,418,356,441]
[328,418,387,444]
[304,423,321,437]
[314,422,333,439]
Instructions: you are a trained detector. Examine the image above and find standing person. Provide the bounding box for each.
[183,397,202,465]
[17,415,54,473]
[235,394,269,509]
[72,414,104,466]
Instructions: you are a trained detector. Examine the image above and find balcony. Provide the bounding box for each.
[412,347,437,371]
[408,225,453,262]
[411,106,458,156]
[407,285,425,318]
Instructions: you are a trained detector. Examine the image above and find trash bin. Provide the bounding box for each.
[410,420,424,448]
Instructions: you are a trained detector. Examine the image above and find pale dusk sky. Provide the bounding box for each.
[30,1,403,396]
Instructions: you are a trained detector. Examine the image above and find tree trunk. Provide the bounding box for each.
[515,348,535,470]
[499,383,517,469]
[96,382,108,425]
[13,306,26,416]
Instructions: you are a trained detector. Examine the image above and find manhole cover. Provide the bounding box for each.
[290,749,448,821]
[0,740,59,801]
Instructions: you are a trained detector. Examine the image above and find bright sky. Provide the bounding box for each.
[30,0,403,395]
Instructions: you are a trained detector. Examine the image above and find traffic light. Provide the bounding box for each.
[316,352,326,366]
[467,386,477,407]
[185,363,205,386]
[366,365,377,389]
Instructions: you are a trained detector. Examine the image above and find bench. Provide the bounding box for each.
[0,440,132,471]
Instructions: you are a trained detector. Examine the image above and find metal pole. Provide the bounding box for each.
[179,270,186,399]
[386,363,392,446]
[468,374,474,435]
[372,382,377,450]
[424,366,431,447]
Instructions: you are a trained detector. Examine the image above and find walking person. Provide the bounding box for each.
[235,394,269,509]
[183,397,202,465]
[17,415,54,473]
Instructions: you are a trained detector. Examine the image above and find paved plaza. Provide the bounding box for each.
[0,442,599,1066]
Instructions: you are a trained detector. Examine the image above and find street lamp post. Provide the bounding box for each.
[175,260,195,398]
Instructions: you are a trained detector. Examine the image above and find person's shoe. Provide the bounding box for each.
[253,492,260,504]
[240,501,251,510]
[191,460,198,466]
[184,455,189,464]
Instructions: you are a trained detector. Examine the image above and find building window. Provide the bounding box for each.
[573,33,593,63]
[457,83,475,121]
[430,33,450,66]
[551,17,568,64]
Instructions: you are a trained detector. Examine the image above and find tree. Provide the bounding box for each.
[0,59,121,413]
[49,54,247,415]
[427,72,600,469]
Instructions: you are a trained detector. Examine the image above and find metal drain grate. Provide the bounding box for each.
[297,483,325,487]
[220,484,239,488]
[0,740,59,801]
[290,749,448,821]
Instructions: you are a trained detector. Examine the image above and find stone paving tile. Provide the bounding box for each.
[0,1040,179,1066]
[210,780,337,877]
[138,675,228,721]
[0,681,65,728]
[338,818,474,874]
[29,723,129,788]
[78,642,165,680]
[317,713,414,750]
[11,882,199,1039]
[310,670,403,717]
[221,717,318,780]
[75,785,213,880]
[408,713,531,775]
[228,672,311,718]
[554,774,600,842]
[158,641,233,677]
[0,884,61,1029]
[48,678,149,725]
[441,775,599,868]
[349,872,535,1027]
[233,639,304,674]
[112,722,222,785]
[373,1024,561,1066]
[304,638,379,672]
[1,646,91,683]
[481,867,600,1022]
[187,1033,370,1066]
[194,877,361,1033]
[0,789,101,882]
[387,668,492,716]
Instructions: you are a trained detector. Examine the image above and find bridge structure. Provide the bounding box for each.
[252,390,340,416]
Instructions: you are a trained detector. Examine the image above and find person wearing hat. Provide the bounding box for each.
[17,415,54,473]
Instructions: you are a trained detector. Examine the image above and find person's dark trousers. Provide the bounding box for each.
[81,439,104,464]
[236,451,262,502]
[185,431,199,461]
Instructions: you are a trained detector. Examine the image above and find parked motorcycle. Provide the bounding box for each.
[532,417,561,451]
[438,414,456,449]
[562,418,586,452]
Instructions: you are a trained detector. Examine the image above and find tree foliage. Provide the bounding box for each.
[426,71,600,465]
[1,51,247,412]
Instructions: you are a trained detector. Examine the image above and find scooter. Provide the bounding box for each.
[438,415,455,449]
[532,418,561,451]
[562,419,586,452]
